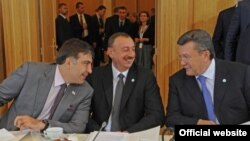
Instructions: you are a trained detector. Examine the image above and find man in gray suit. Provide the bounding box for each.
[0,38,94,133]
[166,29,250,126]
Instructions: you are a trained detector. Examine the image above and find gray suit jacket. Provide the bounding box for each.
[166,59,250,126]
[0,62,93,133]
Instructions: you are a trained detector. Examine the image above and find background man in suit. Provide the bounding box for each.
[70,2,94,45]
[86,32,165,133]
[0,39,94,133]
[224,0,250,64]
[104,6,134,50]
[92,5,106,67]
[166,29,250,127]
[55,3,73,51]
[212,0,241,59]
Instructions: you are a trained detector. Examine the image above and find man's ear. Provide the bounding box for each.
[107,48,113,58]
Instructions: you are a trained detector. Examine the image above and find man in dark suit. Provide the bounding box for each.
[70,2,94,45]
[0,39,94,133]
[104,6,134,50]
[92,5,106,67]
[166,29,250,126]
[55,3,73,51]
[224,0,250,63]
[86,32,165,133]
[212,4,238,59]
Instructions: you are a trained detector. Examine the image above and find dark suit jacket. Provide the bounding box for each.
[69,14,94,44]
[104,17,134,49]
[225,0,250,61]
[55,15,73,50]
[166,59,250,126]
[213,6,236,59]
[0,62,93,133]
[86,63,165,133]
[135,24,155,46]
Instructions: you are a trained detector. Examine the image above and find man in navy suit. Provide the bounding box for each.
[212,2,239,59]
[70,2,94,45]
[86,32,165,133]
[55,3,73,51]
[166,29,250,126]
[104,6,134,50]
[92,5,106,67]
[224,0,250,64]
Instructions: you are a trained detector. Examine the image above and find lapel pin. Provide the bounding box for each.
[222,79,227,83]
[131,78,135,82]
[72,91,76,95]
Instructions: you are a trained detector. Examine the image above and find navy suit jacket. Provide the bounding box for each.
[69,14,94,44]
[55,15,73,50]
[213,6,236,59]
[166,59,250,126]
[225,0,250,62]
[86,63,165,133]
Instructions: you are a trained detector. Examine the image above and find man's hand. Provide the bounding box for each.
[14,115,45,130]
[197,119,216,125]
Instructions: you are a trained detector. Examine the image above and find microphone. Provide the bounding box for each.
[92,121,107,141]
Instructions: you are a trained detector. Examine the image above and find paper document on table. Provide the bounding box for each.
[85,131,129,141]
[129,126,160,141]
[240,121,250,125]
[0,128,28,141]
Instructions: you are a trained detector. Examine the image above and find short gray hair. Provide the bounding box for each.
[177,29,215,59]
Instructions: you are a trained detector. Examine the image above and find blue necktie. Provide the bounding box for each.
[197,75,215,121]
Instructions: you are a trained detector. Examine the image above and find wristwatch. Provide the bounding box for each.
[41,119,49,132]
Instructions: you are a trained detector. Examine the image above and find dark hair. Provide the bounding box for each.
[96,5,106,11]
[108,32,131,47]
[56,38,94,64]
[76,2,83,9]
[177,29,215,59]
[58,3,66,9]
[139,11,150,25]
[113,6,121,13]
[118,6,127,11]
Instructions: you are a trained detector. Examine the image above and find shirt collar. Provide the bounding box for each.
[196,59,215,80]
[59,14,66,19]
[111,63,129,79]
[54,65,66,87]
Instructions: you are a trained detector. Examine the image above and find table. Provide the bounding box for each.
[20,133,173,141]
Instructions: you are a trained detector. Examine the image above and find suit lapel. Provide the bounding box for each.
[213,60,229,116]
[33,65,56,117]
[120,64,137,110]
[103,64,114,108]
[52,85,78,120]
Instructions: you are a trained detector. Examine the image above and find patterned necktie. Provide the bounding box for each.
[49,84,67,119]
[197,75,215,121]
[111,73,124,131]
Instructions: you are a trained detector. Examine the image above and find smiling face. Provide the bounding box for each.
[179,41,211,76]
[63,52,93,84]
[108,36,135,72]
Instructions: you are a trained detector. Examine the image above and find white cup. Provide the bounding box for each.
[44,127,63,139]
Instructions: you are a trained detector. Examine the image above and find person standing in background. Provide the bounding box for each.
[92,5,106,67]
[224,0,250,64]
[70,2,94,45]
[55,3,73,51]
[212,0,241,60]
[135,11,155,69]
